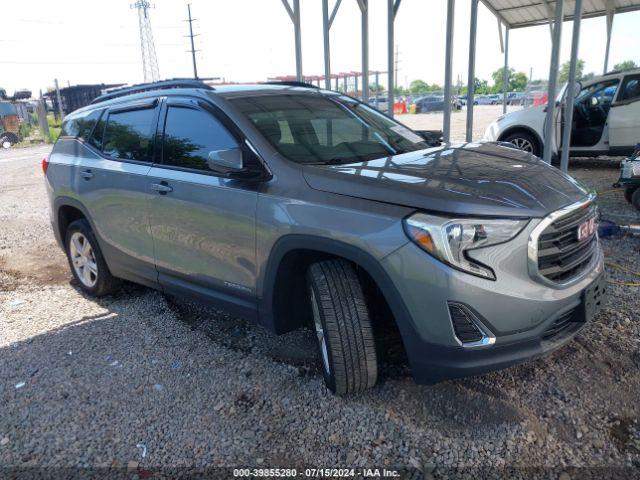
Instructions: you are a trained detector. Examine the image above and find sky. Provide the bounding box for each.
[2,0,640,96]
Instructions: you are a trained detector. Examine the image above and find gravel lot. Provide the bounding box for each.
[1,145,639,477]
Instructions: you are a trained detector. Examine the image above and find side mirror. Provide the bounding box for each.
[207,147,244,174]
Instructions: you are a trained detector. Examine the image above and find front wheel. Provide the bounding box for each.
[307,259,378,395]
[502,131,541,157]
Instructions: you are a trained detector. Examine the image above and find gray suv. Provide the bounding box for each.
[44,80,606,395]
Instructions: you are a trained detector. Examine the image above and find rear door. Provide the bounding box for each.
[147,97,259,313]
[609,73,640,150]
[71,99,160,286]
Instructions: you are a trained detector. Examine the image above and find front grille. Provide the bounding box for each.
[537,203,598,283]
[542,308,578,341]
[448,303,484,343]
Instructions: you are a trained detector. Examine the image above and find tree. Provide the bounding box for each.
[559,59,585,83]
[369,83,384,92]
[408,79,429,94]
[474,77,489,95]
[510,72,528,91]
[581,71,596,81]
[613,60,638,72]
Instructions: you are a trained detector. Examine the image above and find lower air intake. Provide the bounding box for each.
[447,302,484,344]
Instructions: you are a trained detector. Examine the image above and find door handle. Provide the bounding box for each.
[80,169,94,180]
[151,182,173,194]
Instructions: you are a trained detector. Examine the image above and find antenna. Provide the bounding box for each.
[131,0,161,83]
[185,4,199,79]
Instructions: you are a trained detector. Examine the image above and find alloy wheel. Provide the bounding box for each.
[69,232,98,288]
[510,137,534,153]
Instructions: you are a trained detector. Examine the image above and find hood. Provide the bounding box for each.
[302,142,589,218]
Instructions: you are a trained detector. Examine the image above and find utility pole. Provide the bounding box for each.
[54,78,64,120]
[394,44,399,90]
[186,4,199,79]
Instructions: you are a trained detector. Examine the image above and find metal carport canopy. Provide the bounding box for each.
[480,0,640,29]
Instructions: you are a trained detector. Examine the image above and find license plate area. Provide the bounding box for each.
[581,273,607,322]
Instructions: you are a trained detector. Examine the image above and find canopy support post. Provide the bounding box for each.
[542,0,565,164]
[503,26,509,114]
[560,0,583,173]
[465,0,479,142]
[603,6,615,73]
[443,0,455,143]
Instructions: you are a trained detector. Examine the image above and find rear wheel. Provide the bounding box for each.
[632,188,640,212]
[624,187,637,204]
[307,259,378,395]
[502,131,541,157]
[65,219,120,296]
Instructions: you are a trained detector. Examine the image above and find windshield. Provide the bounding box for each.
[229,93,429,165]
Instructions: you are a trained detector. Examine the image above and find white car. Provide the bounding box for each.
[485,69,640,159]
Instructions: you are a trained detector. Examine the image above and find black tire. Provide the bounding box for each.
[624,187,637,204]
[502,130,541,157]
[307,259,377,395]
[65,219,120,296]
[632,188,640,212]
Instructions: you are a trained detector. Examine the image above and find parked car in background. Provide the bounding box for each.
[506,92,525,106]
[45,80,605,395]
[415,95,444,112]
[475,94,500,105]
[367,95,389,113]
[486,69,640,158]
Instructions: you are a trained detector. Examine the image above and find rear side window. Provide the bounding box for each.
[619,75,640,102]
[102,107,156,161]
[60,109,103,141]
[162,106,238,172]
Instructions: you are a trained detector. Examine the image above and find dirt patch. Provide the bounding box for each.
[0,248,69,286]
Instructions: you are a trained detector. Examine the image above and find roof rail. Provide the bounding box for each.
[90,78,214,104]
[263,81,319,89]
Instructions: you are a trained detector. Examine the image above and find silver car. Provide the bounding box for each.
[44,80,606,395]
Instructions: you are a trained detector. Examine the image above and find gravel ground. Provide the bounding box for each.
[1,145,639,477]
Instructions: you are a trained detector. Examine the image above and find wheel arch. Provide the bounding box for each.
[259,235,415,338]
[53,197,96,248]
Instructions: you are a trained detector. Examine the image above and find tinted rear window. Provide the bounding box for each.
[60,109,103,141]
[102,107,156,161]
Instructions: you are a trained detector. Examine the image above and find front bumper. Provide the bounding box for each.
[380,224,605,384]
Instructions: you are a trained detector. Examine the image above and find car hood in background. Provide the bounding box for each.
[302,142,589,218]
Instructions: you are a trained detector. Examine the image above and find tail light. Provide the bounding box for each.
[42,155,49,174]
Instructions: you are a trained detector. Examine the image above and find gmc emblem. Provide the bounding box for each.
[577,217,596,241]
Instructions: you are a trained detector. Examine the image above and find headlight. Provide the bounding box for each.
[403,213,529,280]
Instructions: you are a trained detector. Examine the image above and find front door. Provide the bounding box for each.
[569,79,619,148]
[609,73,640,150]
[147,98,259,312]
